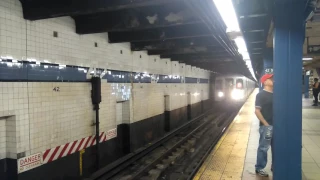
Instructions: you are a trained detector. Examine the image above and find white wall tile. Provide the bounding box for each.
[0,0,210,159]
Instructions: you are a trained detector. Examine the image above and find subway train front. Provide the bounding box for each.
[215,75,256,102]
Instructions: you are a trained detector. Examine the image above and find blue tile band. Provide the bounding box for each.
[0,60,208,84]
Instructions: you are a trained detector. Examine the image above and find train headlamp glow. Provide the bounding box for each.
[231,89,244,100]
[218,92,224,97]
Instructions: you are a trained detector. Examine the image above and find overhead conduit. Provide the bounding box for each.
[304,0,317,42]
[185,0,253,79]
[185,0,238,57]
[305,0,318,21]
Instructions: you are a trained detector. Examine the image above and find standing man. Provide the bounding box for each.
[312,78,319,106]
[255,74,274,177]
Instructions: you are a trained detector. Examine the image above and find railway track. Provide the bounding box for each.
[160,110,238,180]
[86,103,242,180]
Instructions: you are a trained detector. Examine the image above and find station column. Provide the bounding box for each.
[273,1,305,179]
[260,48,274,91]
[263,48,273,75]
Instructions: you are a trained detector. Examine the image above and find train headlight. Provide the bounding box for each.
[218,91,224,97]
[231,89,244,100]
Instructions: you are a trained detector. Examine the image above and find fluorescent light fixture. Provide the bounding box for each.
[242,52,250,60]
[213,0,256,80]
[303,57,313,61]
[213,0,240,32]
[234,37,246,53]
[234,36,250,60]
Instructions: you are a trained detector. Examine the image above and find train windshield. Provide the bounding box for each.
[236,79,244,89]
[225,78,234,89]
[216,79,223,90]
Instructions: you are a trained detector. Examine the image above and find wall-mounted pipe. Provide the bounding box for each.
[91,77,102,170]
[94,104,100,169]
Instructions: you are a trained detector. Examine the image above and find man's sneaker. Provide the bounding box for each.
[255,169,269,177]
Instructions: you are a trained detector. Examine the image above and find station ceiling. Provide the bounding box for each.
[19,0,253,79]
[232,0,272,79]
[234,0,318,75]
[299,1,320,69]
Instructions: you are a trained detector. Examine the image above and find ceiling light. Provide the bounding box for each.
[213,0,240,32]
[303,58,313,61]
[234,37,250,60]
[213,0,256,80]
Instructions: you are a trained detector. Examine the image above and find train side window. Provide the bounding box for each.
[236,79,244,89]
[225,78,234,89]
[216,79,223,90]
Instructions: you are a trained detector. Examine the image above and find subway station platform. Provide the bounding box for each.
[194,89,320,180]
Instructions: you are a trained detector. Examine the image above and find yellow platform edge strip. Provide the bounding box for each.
[193,100,248,180]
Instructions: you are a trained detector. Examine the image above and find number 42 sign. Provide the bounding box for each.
[53,87,60,92]
[265,68,273,74]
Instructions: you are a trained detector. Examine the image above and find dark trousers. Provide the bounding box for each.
[313,90,319,105]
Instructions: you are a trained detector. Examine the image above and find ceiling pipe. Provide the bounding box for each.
[306,0,317,21]
[184,0,238,57]
[184,0,254,79]
[186,0,253,78]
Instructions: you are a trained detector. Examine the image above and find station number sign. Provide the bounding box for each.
[308,45,320,54]
[265,68,273,74]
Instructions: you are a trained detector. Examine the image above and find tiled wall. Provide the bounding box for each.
[0,81,118,156]
[0,120,5,159]
[161,83,210,112]
[131,83,166,122]
[0,0,210,160]
[0,116,17,160]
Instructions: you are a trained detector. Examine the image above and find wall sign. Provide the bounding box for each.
[18,153,43,173]
[307,45,320,54]
[265,68,273,74]
[53,87,60,92]
[106,128,117,140]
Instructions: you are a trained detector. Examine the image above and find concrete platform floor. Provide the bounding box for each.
[193,89,320,180]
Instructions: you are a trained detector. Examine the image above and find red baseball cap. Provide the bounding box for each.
[260,74,273,84]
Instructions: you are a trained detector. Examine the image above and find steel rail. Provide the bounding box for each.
[86,108,217,180]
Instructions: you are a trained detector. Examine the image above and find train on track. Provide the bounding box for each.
[214,75,256,101]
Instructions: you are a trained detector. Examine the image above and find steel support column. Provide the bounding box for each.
[273,1,305,180]
[260,47,274,91]
[263,48,273,74]
[304,75,309,98]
